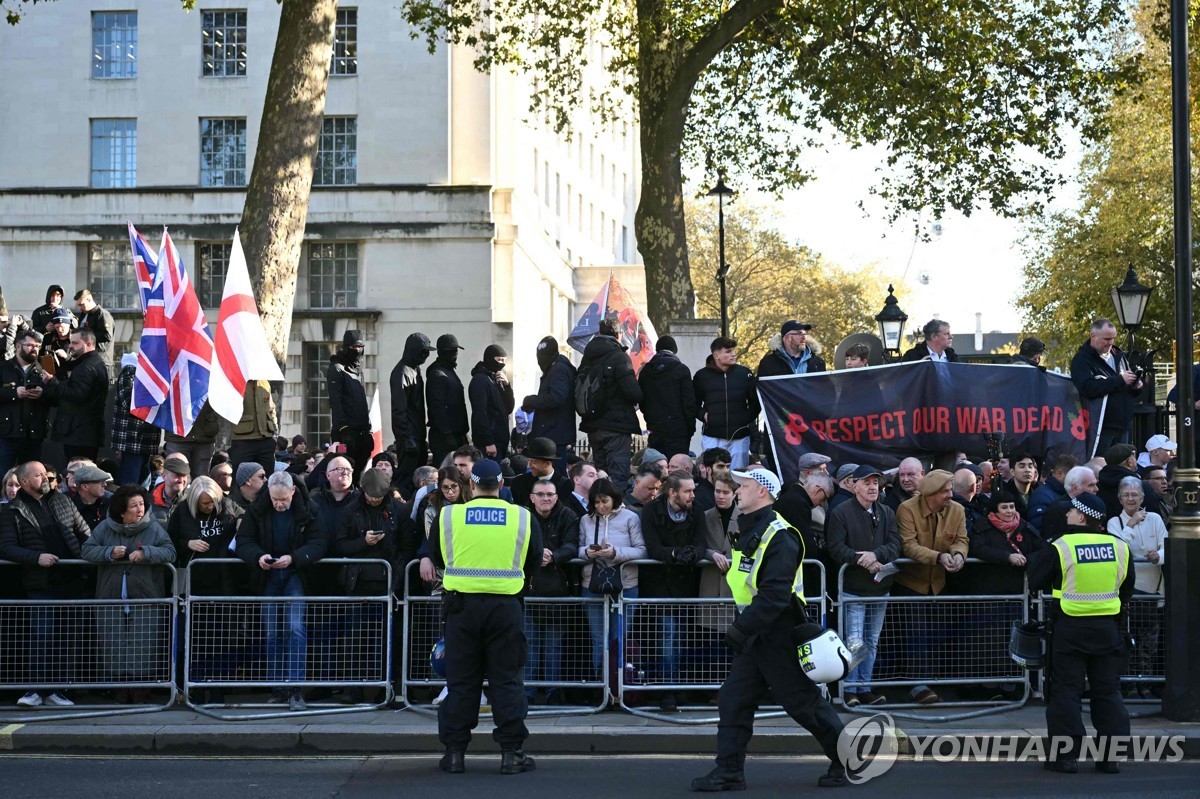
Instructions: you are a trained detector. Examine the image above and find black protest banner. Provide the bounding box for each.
[758,362,1098,483]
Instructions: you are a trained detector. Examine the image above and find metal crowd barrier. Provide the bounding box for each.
[1032,558,1165,707]
[616,559,827,724]
[183,558,394,720]
[399,560,609,717]
[835,559,1030,721]
[0,559,178,723]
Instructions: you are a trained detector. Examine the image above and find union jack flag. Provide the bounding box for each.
[130,228,214,436]
[128,222,159,313]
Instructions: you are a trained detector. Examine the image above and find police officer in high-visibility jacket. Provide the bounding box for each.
[1029,491,1134,775]
[429,458,542,775]
[692,469,847,792]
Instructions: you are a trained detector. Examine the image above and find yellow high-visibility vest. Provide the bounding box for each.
[1052,533,1130,617]
[440,498,531,595]
[725,512,806,612]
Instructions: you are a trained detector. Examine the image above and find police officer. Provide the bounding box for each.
[692,469,847,792]
[1028,491,1134,774]
[429,458,543,775]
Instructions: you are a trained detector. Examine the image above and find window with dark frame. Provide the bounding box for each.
[331,8,357,75]
[201,10,248,77]
[199,117,247,187]
[314,116,357,186]
[307,242,359,309]
[88,243,139,310]
[92,12,137,79]
[304,342,337,445]
[197,241,232,308]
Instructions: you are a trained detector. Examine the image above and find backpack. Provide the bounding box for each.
[575,362,609,419]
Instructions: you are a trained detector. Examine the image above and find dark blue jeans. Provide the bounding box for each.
[262,571,306,685]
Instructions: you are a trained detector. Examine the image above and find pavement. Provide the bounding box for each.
[1,698,1198,757]
[2,755,1200,798]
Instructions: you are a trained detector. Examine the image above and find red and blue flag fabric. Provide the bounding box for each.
[130,227,214,436]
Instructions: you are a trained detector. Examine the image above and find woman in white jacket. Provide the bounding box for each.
[1107,475,1165,697]
[578,478,646,695]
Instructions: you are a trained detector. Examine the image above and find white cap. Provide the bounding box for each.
[1146,434,1178,452]
[730,468,781,498]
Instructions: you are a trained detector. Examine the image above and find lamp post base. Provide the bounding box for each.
[1164,467,1200,721]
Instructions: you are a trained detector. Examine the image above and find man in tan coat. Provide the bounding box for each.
[894,469,969,704]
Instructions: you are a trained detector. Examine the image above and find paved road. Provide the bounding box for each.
[3,754,1198,798]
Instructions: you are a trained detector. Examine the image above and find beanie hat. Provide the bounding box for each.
[235,462,260,488]
[484,343,507,360]
[657,335,678,353]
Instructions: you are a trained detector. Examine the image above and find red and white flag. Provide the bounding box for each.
[365,388,383,475]
[208,228,285,424]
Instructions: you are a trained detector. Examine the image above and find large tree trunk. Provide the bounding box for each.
[239,0,337,364]
[635,3,694,331]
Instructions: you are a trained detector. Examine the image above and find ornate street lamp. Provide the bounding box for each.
[707,176,735,338]
[1110,265,1154,352]
[874,284,908,361]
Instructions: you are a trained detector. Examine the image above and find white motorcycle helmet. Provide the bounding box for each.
[796,628,855,684]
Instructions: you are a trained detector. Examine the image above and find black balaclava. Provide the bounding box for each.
[536,336,559,373]
[483,344,507,373]
[342,329,364,365]
[437,348,459,369]
[403,333,434,368]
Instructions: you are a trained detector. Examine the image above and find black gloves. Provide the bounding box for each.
[725,624,749,654]
[674,545,698,565]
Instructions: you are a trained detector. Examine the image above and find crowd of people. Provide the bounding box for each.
[0,289,1174,713]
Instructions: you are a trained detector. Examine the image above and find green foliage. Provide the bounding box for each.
[685,199,903,367]
[1017,1,1199,368]
[402,0,1136,219]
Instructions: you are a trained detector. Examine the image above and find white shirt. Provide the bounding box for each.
[927,349,949,363]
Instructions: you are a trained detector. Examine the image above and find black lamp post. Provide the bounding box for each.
[707,176,735,338]
[874,284,908,362]
[1110,265,1154,353]
[1165,0,1200,722]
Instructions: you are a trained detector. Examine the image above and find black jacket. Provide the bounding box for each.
[576,334,642,435]
[0,355,50,440]
[729,504,805,638]
[468,362,515,453]
[638,350,696,441]
[76,305,115,370]
[526,503,581,597]
[1069,340,1140,433]
[756,347,827,378]
[334,493,416,593]
[773,483,821,559]
[901,341,959,362]
[1028,475,1067,531]
[1039,497,1072,543]
[236,483,330,592]
[638,494,705,598]
[389,334,430,450]
[0,490,90,591]
[327,350,370,431]
[969,516,1043,594]
[883,485,915,513]
[825,498,901,595]
[168,497,242,595]
[693,362,759,440]
[509,470,573,509]
[426,356,469,437]
[523,354,577,448]
[1009,354,1045,369]
[43,350,109,448]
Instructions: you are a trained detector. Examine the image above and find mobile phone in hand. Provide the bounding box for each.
[264,556,278,564]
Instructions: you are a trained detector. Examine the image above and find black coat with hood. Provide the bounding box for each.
[639,493,706,598]
[468,348,516,453]
[0,351,50,440]
[426,351,469,438]
[576,334,642,435]
[522,337,577,448]
[334,493,416,593]
[692,359,759,441]
[29,285,64,335]
[43,349,109,448]
[638,349,696,441]
[327,334,370,431]
[389,333,434,451]
[526,502,581,597]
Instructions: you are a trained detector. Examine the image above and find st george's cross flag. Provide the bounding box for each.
[208,228,284,424]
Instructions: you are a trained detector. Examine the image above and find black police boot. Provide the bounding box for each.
[817,763,849,788]
[1094,761,1120,774]
[690,765,747,792]
[439,750,465,774]
[500,749,536,774]
[1043,758,1078,774]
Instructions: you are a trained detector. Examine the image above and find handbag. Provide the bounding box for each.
[587,516,622,596]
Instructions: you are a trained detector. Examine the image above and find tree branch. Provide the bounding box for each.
[667,0,785,113]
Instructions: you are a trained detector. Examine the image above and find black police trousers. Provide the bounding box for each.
[1045,616,1130,761]
[716,628,845,768]
[438,593,529,751]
